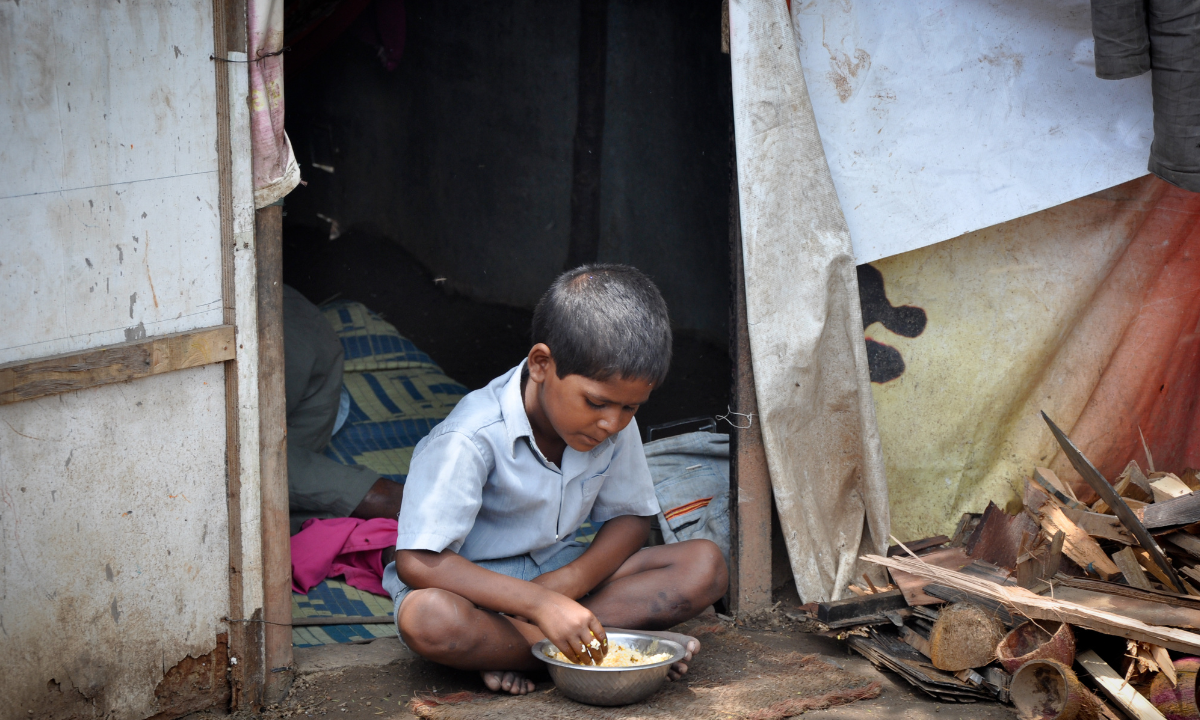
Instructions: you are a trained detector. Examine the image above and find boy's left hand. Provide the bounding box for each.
[531,566,588,600]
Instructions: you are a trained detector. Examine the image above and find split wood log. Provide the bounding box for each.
[928,603,1005,671]
[863,554,1200,654]
[1040,505,1121,579]
[1113,547,1155,591]
[1076,649,1168,720]
[1151,475,1193,504]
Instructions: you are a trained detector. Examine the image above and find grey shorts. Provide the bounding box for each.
[385,543,589,645]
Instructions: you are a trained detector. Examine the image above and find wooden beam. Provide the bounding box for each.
[869,554,1200,655]
[1077,650,1168,720]
[213,0,257,708]
[256,204,293,702]
[728,158,773,614]
[0,326,235,405]
[292,616,393,627]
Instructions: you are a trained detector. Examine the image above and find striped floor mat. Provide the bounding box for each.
[292,579,396,648]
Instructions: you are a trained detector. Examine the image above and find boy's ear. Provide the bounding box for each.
[527,343,555,383]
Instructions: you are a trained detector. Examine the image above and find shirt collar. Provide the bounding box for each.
[499,360,534,459]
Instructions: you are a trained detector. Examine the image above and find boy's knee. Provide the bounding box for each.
[397,588,467,656]
[682,539,729,599]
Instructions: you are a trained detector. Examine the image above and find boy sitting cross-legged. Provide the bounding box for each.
[383,264,729,695]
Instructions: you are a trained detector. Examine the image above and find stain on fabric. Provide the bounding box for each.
[128,293,137,319]
[110,599,120,624]
[858,264,927,383]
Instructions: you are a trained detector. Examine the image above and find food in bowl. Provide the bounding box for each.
[550,643,673,667]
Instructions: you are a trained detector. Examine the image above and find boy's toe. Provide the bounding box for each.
[481,670,503,692]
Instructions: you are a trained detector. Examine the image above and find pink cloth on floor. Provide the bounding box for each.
[291,517,397,597]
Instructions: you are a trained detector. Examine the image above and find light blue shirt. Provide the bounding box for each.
[392,361,660,567]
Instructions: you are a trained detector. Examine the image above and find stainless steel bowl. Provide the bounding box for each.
[531,631,685,706]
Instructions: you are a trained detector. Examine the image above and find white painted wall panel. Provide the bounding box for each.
[0,365,230,719]
[0,0,218,197]
[0,174,224,363]
[0,0,222,362]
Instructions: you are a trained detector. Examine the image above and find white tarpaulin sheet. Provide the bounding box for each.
[729,0,890,603]
[790,0,1155,263]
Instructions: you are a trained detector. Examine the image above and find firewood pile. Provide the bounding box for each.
[807,415,1200,720]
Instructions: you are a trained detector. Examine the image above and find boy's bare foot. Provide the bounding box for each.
[613,629,700,681]
[481,670,536,695]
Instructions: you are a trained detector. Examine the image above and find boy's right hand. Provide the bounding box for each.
[529,592,607,665]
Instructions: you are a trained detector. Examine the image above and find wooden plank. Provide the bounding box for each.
[0,325,235,405]
[1169,533,1200,561]
[887,535,949,557]
[1033,467,1087,511]
[1112,547,1154,590]
[213,0,251,707]
[1077,650,1169,720]
[1133,547,1180,589]
[727,160,772,614]
[256,204,293,701]
[890,547,971,606]
[1054,575,1200,609]
[1039,505,1121,579]
[1144,492,1200,530]
[868,554,1200,655]
[816,589,907,626]
[1060,507,1134,544]
[964,502,1039,569]
[1042,587,1200,632]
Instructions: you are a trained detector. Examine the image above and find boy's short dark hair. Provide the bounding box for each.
[532,264,672,386]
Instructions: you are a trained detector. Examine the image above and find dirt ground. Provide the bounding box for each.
[184,613,1015,720]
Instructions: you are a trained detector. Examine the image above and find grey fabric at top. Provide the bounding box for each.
[1091,0,1200,192]
[284,285,381,535]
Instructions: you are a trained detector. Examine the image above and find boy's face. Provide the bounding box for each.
[526,344,654,452]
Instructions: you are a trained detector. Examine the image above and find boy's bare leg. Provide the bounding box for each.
[580,539,728,680]
[396,588,543,695]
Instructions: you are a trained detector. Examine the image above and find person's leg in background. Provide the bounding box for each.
[284,285,403,535]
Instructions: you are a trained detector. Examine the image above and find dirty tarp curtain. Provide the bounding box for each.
[867,175,1200,542]
[249,0,302,208]
[728,0,891,603]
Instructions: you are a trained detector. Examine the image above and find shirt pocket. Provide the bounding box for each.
[579,471,607,507]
